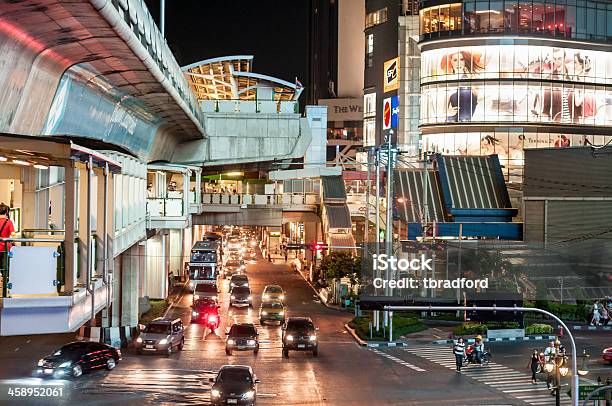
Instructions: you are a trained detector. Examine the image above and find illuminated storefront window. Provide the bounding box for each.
[422,131,612,183]
[365,7,388,29]
[420,0,612,42]
[420,3,462,34]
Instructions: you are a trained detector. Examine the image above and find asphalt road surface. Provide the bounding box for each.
[0,252,610,405]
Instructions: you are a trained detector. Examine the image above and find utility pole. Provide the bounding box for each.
[160,0,166,36]
[365,148,371,254]
[374,148,381,332]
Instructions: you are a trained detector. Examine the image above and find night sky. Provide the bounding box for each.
[144,0,309,86]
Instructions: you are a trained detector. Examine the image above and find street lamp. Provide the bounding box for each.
[545,340,568,406]
[578,349,590,376]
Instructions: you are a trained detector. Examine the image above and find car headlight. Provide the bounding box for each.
[231,295,236,299]
[279,295,285,300]
[136,337,143,343]
[248,296,252,300]
[278,311,284,316]
[211,389,221,398]
[159,338,168,345]
[59,361,72,368]
[247,340,256,346]
[310,335,317,341]
[189,283,194,289]
[286,335,294,341]
[37,359,44,367]
[242,390,255,400]
[230,283,236,287]
[227,339,235,345]
[192,311,199,317]
[263,294,269,300]
[261,311,268,316]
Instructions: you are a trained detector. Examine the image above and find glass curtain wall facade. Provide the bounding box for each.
[418,0,612,185]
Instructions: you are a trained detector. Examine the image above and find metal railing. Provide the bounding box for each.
[1,238,65,298]
[146,197,184,217]
[201,193,319,206]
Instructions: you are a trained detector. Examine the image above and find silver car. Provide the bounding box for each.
[135,318,185,356]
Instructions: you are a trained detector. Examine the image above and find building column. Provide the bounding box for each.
[63,165,76,294]
[109,256,121,327]
[120,244,139,327]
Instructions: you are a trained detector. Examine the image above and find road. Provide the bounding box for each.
[0,252,610,405]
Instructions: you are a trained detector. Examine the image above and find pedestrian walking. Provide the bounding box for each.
[601,305,610,326]
[453,337,466,372]
[528,349,540,384]
[0,203,16,273]
[591,300,602,326]
[284,250,288,262]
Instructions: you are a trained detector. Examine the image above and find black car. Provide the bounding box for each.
[282,317,319,358]
[226,323,259,355]
[209,365,259,405]
[230,274,249,289]
[37,341,121,379]
[230,286,252,307]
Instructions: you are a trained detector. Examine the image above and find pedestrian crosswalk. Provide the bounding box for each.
[370,348,426,372]
[402,345,571,405]
[78,368,215,405]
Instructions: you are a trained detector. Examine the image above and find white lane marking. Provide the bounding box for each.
[14,347,20,352]
[371,349,426,372]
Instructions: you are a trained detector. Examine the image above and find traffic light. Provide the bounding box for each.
[308,242,328,251]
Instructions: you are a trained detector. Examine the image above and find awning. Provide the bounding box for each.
[324,204,352,229]
[321,175,347,203]
[328,233,356,253]
[394,169,446,223]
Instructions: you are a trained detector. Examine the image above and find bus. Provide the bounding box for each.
[188,240,220,290]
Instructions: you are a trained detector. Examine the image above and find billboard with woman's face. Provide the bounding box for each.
[422,45,612,84]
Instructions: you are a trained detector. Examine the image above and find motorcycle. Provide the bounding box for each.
[463,344,492,366]
[205,313,220,332]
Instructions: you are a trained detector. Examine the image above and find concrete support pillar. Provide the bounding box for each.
[63,165,76,294]
[120,244,139,327]
[145,232,169,299]
[20,167,38,230]
[304,221,319,261]
[108,256,122,327]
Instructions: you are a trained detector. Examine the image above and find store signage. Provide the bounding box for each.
[383,97,392,130]
[383,57,400,93]
[391,95,399,129]
[318,98,363,121]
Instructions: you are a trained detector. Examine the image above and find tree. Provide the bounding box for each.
[317,252,361,285]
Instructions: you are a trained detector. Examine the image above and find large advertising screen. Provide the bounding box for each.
[421,45,612,84]
[421,81,612,126]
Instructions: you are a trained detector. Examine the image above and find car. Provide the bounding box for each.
[282,317,319,358]
[37,341,121,379]
[262,285,285,302]
[603,347,612,364]
[224,260,244,278]
[135,318,185,356]
[191,298,220,324]
[209,365,259,405]
[230,286,253,308]
[225,323,259,355]
[259,300,286,324]
[193,282,219,301]
[230,274,249,289]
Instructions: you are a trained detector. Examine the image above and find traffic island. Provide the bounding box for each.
[344,315,427,347]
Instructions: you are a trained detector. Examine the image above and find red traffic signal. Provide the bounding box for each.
[308,242,328,251]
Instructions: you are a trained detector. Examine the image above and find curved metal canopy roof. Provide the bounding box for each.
[182,56,303,102]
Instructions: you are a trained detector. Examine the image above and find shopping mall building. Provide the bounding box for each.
[418,0,612,186]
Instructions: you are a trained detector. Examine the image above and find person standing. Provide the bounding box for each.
[544,341,557,389]
[0,203,16,275]
[528,349,540,384]
[453,337,466,372]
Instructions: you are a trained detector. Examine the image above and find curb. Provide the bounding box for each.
[432,335,558,345]
[293,261,350,313]
[344,323,409,348]
[572,325,612,331]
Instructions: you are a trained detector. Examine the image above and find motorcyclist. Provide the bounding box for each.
[192,298,220,330]
[473,335,485,365]
[543,340,558,390]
